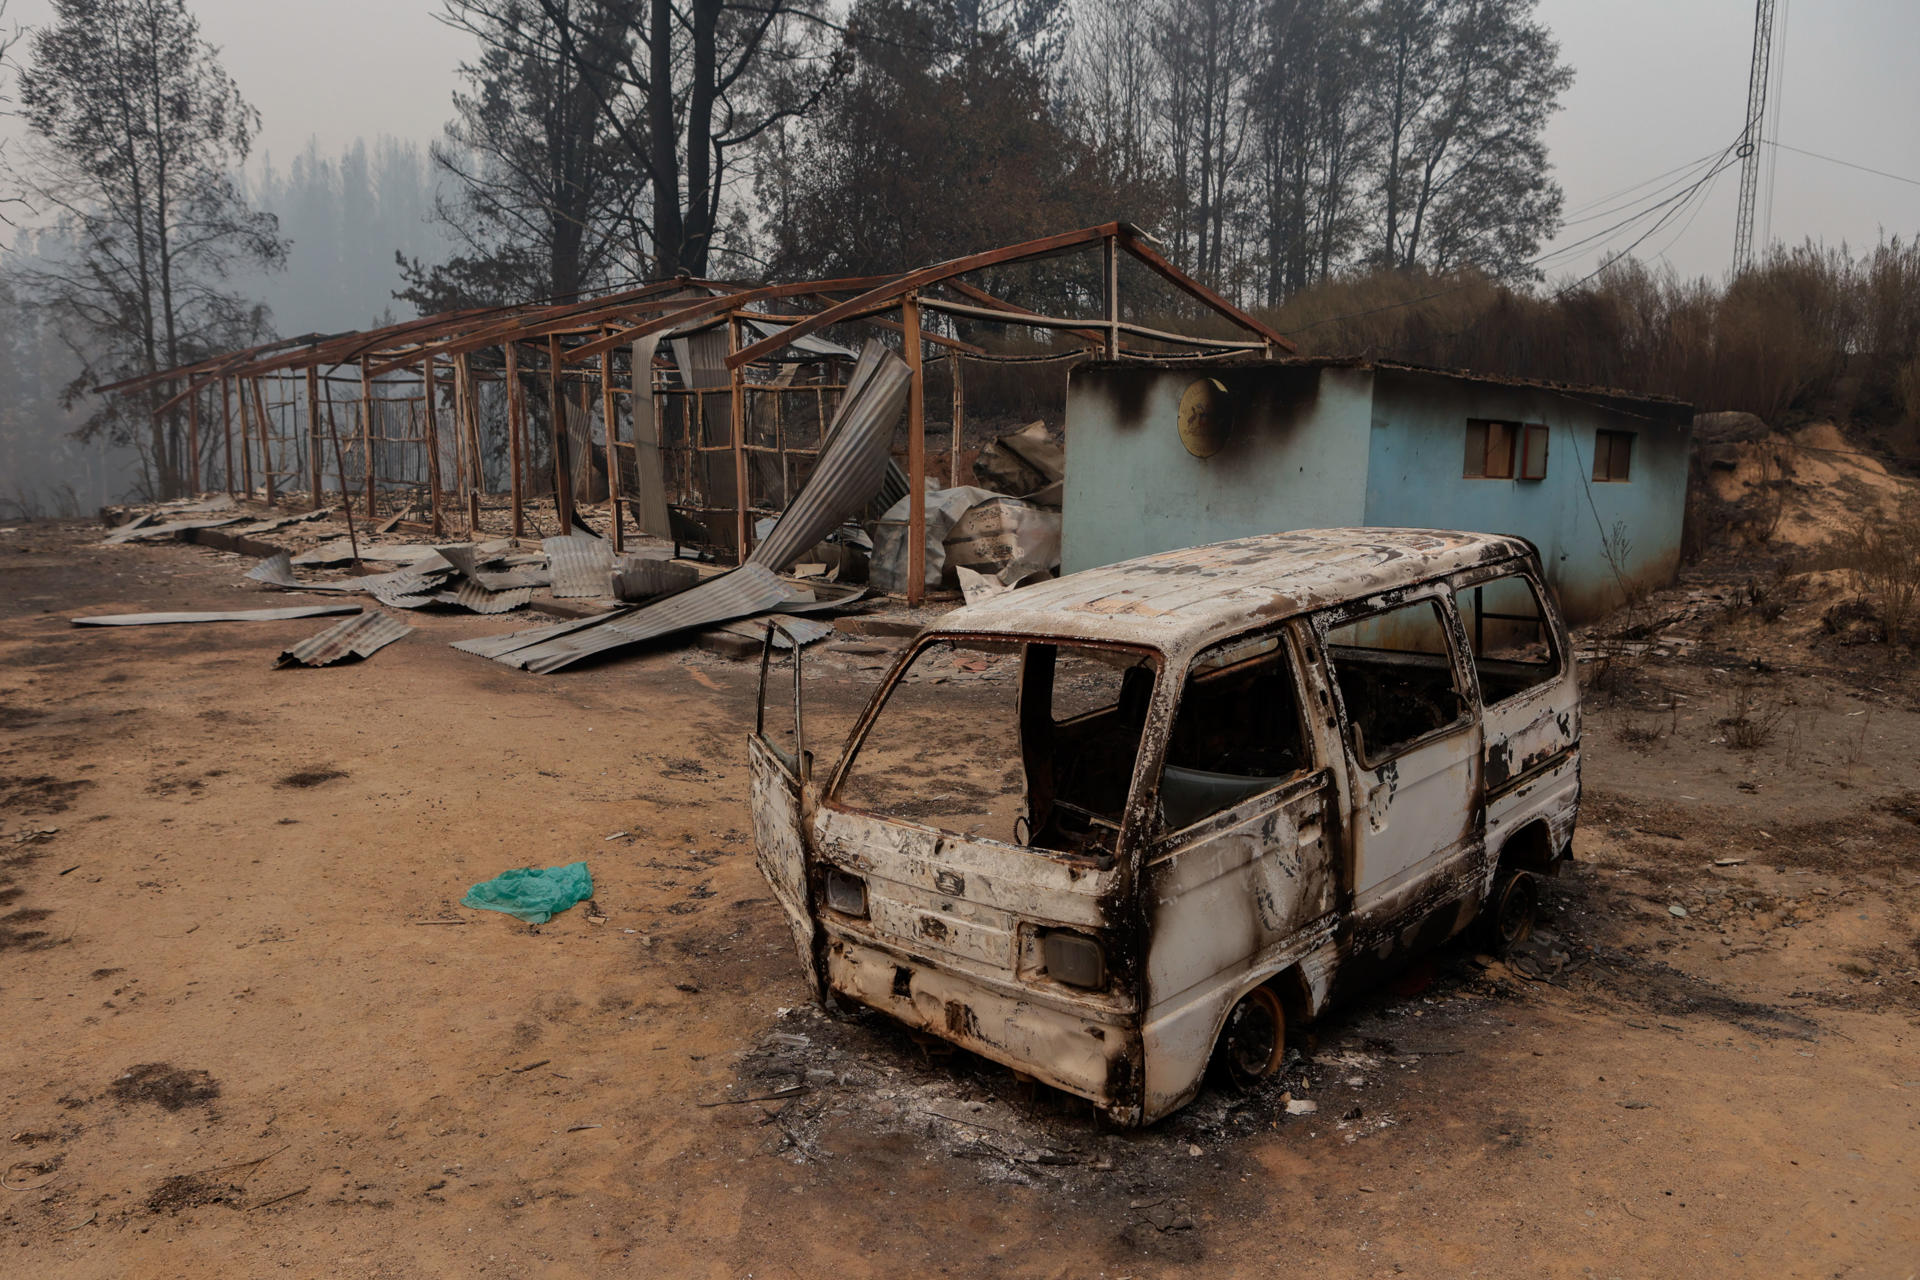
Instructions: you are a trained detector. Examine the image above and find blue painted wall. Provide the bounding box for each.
[1363,370,1689,620]
[1061,363,1375,574]
[1061,360,1692,622]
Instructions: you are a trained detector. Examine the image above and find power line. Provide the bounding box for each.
[1766,139,1920,189]
[1281,139,1746,338]
[1559,148,1725,222]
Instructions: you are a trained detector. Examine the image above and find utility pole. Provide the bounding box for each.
[1733,0,1778,275]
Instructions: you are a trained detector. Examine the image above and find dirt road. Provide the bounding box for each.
[2,522,1916,1277]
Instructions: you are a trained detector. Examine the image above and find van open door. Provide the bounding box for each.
[749,621,822,1000]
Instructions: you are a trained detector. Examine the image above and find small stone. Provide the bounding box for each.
[1669,903,1688,917]
[1286,1099,1318,1116]
[1187,1143,1204,1157]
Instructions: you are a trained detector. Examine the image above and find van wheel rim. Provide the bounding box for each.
[1222,986,1285,1088]
[1496,873,1538,947]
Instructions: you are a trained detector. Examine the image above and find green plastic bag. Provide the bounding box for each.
[462,861,594,924]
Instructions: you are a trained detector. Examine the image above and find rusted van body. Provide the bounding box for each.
[751,529,1581,1126]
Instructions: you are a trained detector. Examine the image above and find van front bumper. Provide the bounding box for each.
[823,933,1144,1125]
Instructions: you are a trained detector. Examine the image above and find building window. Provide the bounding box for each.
[1592,429,1634,482]
[1466,420,1547,480]
[1519,424,1549,480]
[1464,420,1516,478]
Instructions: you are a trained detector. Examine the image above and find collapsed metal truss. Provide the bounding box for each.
[107,222,1292,604]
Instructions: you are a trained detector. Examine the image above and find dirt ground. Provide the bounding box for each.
[2,519,1917,1279]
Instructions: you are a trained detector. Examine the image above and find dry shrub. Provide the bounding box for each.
[1720,681,1789,750]
[1833,498,1920,646]
[1259,237,1920,426]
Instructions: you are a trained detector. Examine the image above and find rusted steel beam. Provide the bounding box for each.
[559,275,898,367]
[504,341,526,539]
[186,389,201,494]
[220,377,235,496]
[305,367,323,511]
[904,294,926,605]
[729,318,750,564]
[548,335,574,529]
[950,351,964,489]
[422,356,445,536]
[916,297,1266,351]
[236,376,254,497]
[816,294,987,355]
[99,330,336,395]
[602,351,624,553]
[359,360,377,517]
[727,224,1127,370]
[1117,230,1293,351]
[251,377,275,505]
[940,278,1109,348]
[363,283,711,379]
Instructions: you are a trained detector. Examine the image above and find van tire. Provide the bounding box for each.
[1481,870,1538,953]
[1215,985,1286,1089]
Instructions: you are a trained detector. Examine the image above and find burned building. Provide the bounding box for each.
[1062,357,1694,622]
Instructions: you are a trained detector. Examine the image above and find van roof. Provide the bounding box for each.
[938,528,1533,654]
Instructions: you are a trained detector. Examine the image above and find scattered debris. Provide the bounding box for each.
[71,604,363,627]
[273,610,413,668]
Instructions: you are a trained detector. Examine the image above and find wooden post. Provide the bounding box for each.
[904,293,926,604]
[547,335,574,530]
[729,317,750,563]
[235,376,254,497]
[305,367,324,510]
[421,356,445,535]
[252,378,275,506]
[602,350,624,552]
[1104,233,1121,359]
[186,388,201,494]
[950,354,964,489]
[359,359,377,519]
[504,342,526,539]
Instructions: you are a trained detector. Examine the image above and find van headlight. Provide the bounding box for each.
[1041,929,1106,989]
[823,867,868,918]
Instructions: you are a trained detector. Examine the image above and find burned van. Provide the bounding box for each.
[750,529,1580,1125]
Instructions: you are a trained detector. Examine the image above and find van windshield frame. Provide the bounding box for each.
[825,633,1163,863]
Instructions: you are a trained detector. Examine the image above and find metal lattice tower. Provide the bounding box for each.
[1733,0,1778,275]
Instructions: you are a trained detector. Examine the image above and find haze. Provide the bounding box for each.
[6,0,1918,284]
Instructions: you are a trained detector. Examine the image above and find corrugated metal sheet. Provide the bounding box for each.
[749,341,911,573]
[72,603,364,627]
[472,567,549,590]
[274,609,414,667]
[545,534,614,599]
[450,341,899,673]
[708,614,835,649]
[480,563,795,673]
[612,556,700,601]
[104,514,247,544]
[454,580,534,614]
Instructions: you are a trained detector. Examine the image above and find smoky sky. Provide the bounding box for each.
[5,0,1918,283]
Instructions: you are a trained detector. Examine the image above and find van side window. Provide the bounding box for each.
[1323,599,1467,765]
[1453,574,1560,703]
[1158,633,1310,832]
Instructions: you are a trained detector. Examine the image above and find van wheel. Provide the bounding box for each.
[1483,870,1538,952]
[1217,986,1286,1089]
